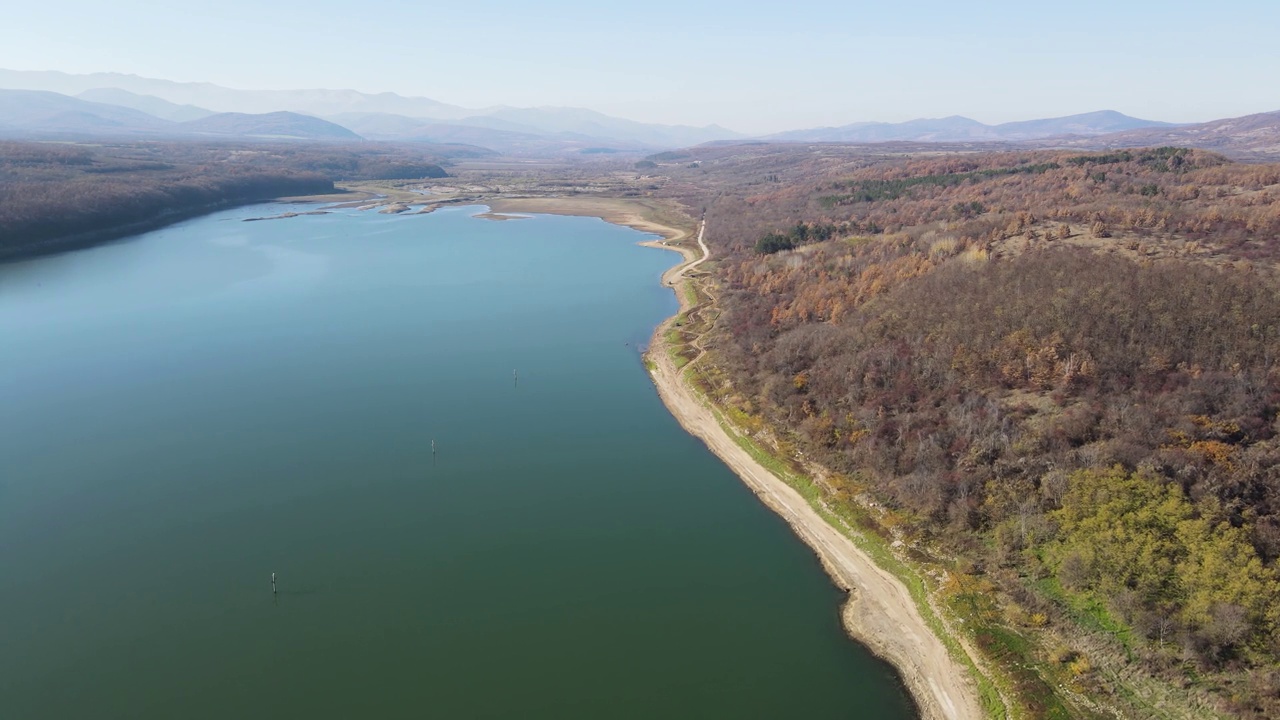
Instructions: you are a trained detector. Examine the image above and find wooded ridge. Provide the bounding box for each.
[651,143,1280,718]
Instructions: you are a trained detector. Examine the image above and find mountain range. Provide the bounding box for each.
[0,69,738,152]
[76,88,216,122]
[764,110,1180,143]
[1,69,1276,158]
[1043,110,1280,158]
[0,89,361,141]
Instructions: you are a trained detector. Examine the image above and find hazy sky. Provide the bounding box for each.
[2,0,1277,134]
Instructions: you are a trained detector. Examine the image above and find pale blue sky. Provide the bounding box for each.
[2,0,1277,133]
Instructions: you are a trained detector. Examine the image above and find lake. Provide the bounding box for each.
[0,204,915,719]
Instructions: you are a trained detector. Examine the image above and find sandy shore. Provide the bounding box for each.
[483,197,695,245]
[276,188,373,204]
[473,196,986,718]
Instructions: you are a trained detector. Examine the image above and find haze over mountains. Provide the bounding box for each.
[0,69,738,152]
[1049,110,1280,158]
[766,110,1179,143]
[1,69,1277,158]
[76,88,215,122]
[0,89,362,142]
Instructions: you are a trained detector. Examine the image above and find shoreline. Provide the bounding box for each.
[483,197,695,247]
[8,190,987,716]
[523,197,985,720]
[0,197,282,264]
[1,188,358,265]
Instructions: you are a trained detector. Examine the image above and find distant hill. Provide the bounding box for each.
[992,110,1176,140]
[11,69,1268,156]
[0,89,174,135]
[77,88,214,122]
[1052,110,1280,159]
[0,68,743,150]
[0,89,363,142]
[768,116,992,143]
[766,111,1174,143]
[182,111,362,140]
[0,69,471,120]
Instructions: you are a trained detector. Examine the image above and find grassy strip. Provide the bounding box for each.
[1026,581,1226,720]
[665,315,690,368]
[1032,576,1134,652]
[665,333,690,368]
[682,278,699,306]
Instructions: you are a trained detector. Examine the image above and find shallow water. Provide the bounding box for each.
[0,205,916,719]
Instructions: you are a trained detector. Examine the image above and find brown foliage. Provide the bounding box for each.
[658,143,1280,716]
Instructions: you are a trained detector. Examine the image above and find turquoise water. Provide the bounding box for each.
[0,205,915,719]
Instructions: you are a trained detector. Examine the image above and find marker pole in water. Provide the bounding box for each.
[272,572,277,594]
[513,369,518,387]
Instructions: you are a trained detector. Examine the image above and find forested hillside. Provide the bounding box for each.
[657,145,1280,718]
[0,141,455,259]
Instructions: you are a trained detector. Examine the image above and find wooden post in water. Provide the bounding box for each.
[272,572,277,594]
[513,369,518,387]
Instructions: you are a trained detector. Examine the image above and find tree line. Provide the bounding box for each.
[0,140,452,259]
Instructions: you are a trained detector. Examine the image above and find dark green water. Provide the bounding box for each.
[0,205,915,719]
